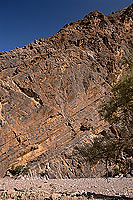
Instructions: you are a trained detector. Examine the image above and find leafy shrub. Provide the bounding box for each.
[74,54,133,176]
[8,164,30,176]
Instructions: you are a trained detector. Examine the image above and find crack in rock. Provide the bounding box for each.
[13,80,43,106]
[12,131,21,144]
[66,121,77,137]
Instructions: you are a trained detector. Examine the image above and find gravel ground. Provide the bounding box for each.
[0,177,132,199]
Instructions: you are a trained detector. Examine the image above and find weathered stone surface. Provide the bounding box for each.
[0,5,132,177]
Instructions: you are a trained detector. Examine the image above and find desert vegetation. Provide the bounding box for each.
[74,55,133,177]
[8,164,30,177]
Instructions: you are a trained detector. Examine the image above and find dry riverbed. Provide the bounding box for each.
[0,177,132,199]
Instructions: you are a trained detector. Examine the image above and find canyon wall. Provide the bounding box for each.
[0,5,132,177]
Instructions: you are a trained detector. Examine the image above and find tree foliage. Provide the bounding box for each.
[8,164,30,176]
[99,67,133,134]
[74,54,133,176]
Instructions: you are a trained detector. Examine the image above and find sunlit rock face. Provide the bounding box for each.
[0,5,132,178]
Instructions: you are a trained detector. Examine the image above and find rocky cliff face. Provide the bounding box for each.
[0,5,132,178]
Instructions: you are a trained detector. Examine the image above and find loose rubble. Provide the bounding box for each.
[0,177,132,199]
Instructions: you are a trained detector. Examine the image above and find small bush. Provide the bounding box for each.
[113,167,119,177]
[8,164,30,176]
[23,165,30,175]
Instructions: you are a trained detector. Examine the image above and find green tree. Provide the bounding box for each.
[99,58,133,175]
[74,55,133,177]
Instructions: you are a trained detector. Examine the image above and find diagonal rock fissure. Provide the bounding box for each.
[66,121,77,137]
[12,131,21,144]
[13,80,43,106]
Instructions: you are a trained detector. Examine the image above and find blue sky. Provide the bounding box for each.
[0,0,132,51]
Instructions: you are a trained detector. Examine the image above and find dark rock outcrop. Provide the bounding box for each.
[0,5,132,177]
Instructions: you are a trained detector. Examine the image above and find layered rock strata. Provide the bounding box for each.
[0,5,132,177]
